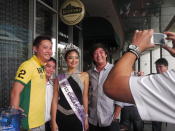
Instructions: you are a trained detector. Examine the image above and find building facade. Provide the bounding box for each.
[0,0,175,108]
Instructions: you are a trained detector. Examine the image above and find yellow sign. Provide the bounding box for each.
[60,0,85,25]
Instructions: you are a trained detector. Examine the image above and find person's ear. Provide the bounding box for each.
[33,46,37,54]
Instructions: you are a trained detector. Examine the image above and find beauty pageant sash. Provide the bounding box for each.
[58,74,85,130]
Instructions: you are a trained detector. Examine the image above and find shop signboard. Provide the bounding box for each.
[60,0,85,25]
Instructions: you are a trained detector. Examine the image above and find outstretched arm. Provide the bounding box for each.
[103,29,155,103]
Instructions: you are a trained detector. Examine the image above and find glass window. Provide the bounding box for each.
[41,0,53,7]
[40,0,57,9]
[36,2,55,36]
[57,21,68,73]
[58,21,68,43]
[0,0,30,107]
[73,25,80,45]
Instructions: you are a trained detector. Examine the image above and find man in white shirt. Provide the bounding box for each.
[45,57,56,131]
[104,30,175,124]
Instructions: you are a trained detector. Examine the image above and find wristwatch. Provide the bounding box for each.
[128,44,141,59]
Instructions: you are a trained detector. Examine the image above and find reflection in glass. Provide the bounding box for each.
[36,3,54,36]
[0,0,29,107]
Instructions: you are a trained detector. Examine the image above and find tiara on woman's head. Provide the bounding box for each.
[63,43,80,56]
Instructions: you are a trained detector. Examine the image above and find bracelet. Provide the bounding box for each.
[128,49,140,59]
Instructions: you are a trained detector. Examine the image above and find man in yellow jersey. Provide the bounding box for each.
[10,36,53,131]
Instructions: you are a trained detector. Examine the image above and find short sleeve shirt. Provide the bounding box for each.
[15,55,46,129]
[129,69,175,123]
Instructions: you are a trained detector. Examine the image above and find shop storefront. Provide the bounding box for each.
[0,0,85,108]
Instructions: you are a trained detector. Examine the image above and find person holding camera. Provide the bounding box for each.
[103,30,175,123]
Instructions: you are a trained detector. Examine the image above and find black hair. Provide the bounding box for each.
[155,58,168,66]
[48,57,56,65]
[91,43,109,61]
[64,49,80,60]
[33,35,52,47]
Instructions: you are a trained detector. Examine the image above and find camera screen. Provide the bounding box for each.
[153,33,166,44]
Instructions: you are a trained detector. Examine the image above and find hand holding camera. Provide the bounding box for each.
[131,29,155,53]
[162,32,175,57]
[151,33,167,45]
[131,30,175,58]
[164,32,175,45]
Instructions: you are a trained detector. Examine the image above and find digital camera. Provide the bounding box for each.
[151,33,167,45]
